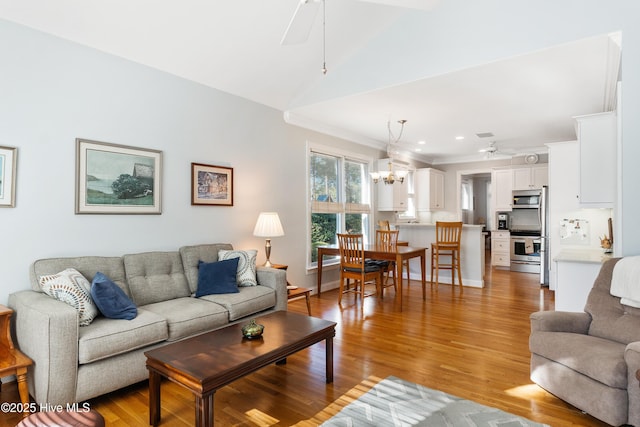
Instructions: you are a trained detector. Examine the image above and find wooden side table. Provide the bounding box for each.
[270,264,313,316]
[0,304,33,418]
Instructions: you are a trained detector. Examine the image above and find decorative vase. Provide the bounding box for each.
[241,319,264,339]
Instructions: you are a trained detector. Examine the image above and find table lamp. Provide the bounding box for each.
[253,212,285,267]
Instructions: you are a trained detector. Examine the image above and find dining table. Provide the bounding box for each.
[316,243,428,311]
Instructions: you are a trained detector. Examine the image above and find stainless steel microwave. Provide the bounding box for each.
[512,189,541,209]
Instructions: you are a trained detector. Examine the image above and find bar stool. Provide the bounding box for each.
[431,221,463,287]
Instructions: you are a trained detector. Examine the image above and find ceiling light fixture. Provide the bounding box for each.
[370,119,408,185]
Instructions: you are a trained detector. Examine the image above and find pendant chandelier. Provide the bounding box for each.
[370,119,408,185]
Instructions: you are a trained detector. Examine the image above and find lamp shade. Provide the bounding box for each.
[253,212,285,237]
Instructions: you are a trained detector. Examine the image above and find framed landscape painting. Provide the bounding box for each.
[76,139,162,214]
[0,146,17,208]
[191,163,233,206]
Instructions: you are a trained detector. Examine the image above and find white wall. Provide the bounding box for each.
[0,20,381,304]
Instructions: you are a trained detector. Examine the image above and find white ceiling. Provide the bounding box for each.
[0,0,620,164]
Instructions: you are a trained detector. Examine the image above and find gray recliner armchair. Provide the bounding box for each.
[529,257,640,426]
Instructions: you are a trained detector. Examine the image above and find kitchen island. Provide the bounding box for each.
[396,223,485,288]
[554,249,613,312]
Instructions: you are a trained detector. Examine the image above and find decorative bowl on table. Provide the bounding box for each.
[241,319,264,339]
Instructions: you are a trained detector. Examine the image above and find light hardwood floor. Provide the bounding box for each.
[1,256,610,426]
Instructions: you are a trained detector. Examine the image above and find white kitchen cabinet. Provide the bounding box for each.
[492,168,513,211]
[415,168,445,211]
[512,165,548,190]
[574,112,616,208]
[491,230,510,267]
[376,159,409,211]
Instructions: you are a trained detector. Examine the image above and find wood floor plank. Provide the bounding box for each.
[0,256,610,426]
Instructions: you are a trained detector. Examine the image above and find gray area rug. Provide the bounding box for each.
[320,376,549,427]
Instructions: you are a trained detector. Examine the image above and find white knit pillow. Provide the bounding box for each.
[39,268,99,326]
[218,249,258,287]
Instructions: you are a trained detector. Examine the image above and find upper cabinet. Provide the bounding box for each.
[492,168,513,211]
[512,165,549,190]
[376,159,409,211]
[574,112,616,208]
[415,168,445,211]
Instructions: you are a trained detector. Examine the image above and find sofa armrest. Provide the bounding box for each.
[8,290,79,405]
[256,267,287,312]
[530,310,591,334]
[625,342,640,426]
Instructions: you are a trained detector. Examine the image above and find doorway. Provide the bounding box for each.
[458,171,492,229]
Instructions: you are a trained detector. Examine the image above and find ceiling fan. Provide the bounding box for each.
[280,0,324,46]
[280,0,431,45]
[478,141,540,162]
[478,141,512,159]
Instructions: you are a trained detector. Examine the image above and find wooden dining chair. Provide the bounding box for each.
[377,220,410,286]
[374,229,399,296]
[337,233,383,304]
[377,220,391,230]
[431,221,463,287]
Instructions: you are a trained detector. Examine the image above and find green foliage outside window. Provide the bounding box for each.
[309,150,370,264]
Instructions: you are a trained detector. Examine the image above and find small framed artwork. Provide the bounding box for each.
[191,163,233,206]
[76,138,162,214]
[0,145,17,208]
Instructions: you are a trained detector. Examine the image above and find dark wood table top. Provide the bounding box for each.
[145,311,336,394]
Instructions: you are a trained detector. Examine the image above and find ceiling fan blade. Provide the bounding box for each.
[280,0,322,45]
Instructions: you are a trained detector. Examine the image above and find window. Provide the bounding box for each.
[460,177,473,223]
[397,170,416,220]
[308,144,372,267]
[461,178,473,210]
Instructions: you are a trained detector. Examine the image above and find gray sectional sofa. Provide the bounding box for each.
[8,243,287,406]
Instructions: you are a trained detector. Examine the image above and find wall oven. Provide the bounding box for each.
[510,231,541,273]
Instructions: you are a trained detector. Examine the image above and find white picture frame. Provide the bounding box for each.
[0,146,17,208]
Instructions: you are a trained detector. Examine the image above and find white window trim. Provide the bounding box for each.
[306,141,375,271]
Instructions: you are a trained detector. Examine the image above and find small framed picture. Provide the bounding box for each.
[191,163,233,206]
[76,138,162,214]
[0,145,17,208]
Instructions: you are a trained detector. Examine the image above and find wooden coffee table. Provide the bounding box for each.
[145,310,336,426]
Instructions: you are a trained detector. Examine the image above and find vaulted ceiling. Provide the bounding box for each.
[0,0,620,164]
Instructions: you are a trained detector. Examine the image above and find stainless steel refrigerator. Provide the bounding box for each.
[539,185,549,286]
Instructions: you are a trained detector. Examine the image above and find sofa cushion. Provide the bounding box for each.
[91,272,137,320]
[78,308,168,364]
[198,285,276,321]
[196,258,240,297]
[529,331,627,388]
[31,256,128,296]
[179,243,234,294]
[218,249,258,286]
[140,297,229,341]
[124,251,191,306]
[39,268,99,326]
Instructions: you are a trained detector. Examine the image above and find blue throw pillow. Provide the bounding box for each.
[196,258,240,297]
[90,272,137,320]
